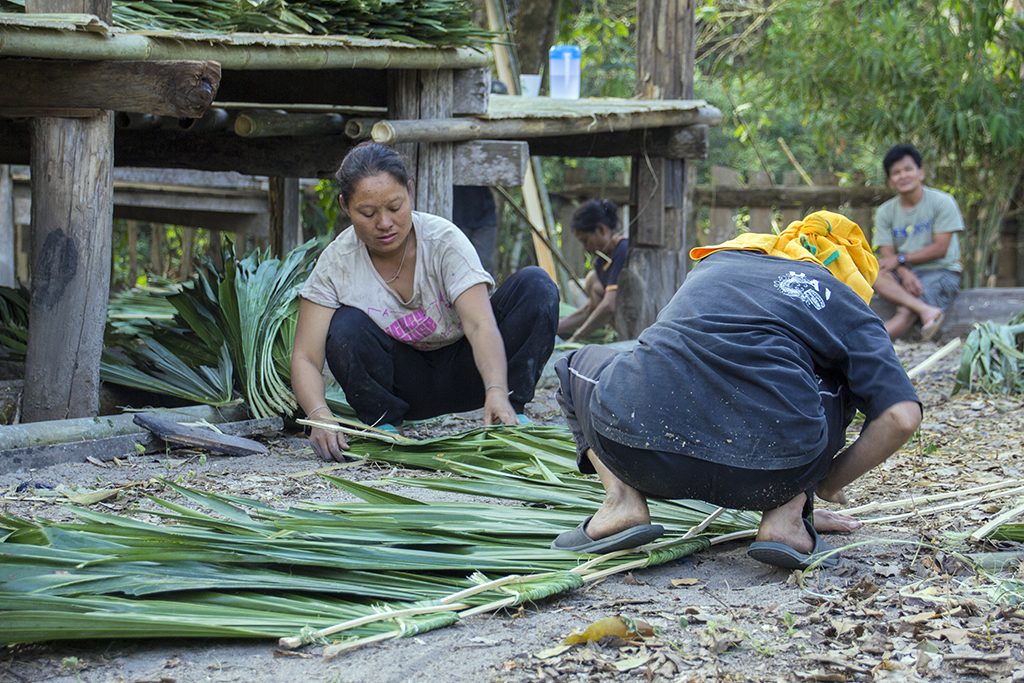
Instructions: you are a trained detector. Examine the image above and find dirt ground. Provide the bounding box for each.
[2,340,1024,683]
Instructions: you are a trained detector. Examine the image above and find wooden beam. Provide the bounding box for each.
[693,184,894,208]
[0,59,221,118]
[526,125,708,159]
[2,118,530,183]
[371,107,721,144]
[452,68,490,115]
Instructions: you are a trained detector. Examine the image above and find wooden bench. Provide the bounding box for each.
[869,288,1024,341]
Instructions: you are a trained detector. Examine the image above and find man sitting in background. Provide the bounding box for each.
[872,143,964,341]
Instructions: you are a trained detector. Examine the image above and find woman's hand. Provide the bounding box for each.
[292,300,352,461]
[483,387,518,426]
[454,283,517,429]
[308,419,351,462]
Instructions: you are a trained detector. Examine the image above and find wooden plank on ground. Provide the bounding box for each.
[869,288,1024,342]
[133,414,272,456]
[0,416,282,474]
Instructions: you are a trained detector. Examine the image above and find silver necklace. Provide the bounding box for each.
[383,236,411,284]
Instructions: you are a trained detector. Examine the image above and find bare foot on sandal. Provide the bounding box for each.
[813,509,862,533]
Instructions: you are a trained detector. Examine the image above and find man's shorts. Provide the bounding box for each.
[915,269,960,310]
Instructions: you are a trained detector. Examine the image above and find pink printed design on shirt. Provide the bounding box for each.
[386,309,438,343]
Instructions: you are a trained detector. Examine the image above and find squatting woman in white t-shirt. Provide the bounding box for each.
[291,142,559,461]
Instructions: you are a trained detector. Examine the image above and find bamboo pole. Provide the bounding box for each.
[842,479,1024,516]
[906,338,962,379]
[371,106,722,145]
[0,27,490,71]
[970,500,1024,543]
[343,117,378,140]
[234,111,345,138]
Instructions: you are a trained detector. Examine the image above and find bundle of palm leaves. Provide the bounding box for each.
[953,310,1024,396]
[0,0,495,46]
[0,426,760,647]
[102,238,355,418]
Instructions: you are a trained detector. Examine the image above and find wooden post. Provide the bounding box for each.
[622,0,697,338]
[0,164,13,287]
[748,169,774,233]
[22,0,114,422]
[269,177,302,257]
[24,115,114,421]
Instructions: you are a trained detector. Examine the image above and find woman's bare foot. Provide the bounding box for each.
[813,509,862,533]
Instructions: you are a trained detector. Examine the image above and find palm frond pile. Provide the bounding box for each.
[0,426,760,648]
[953,310,1024,396]
[101,238,354,417]
[0,0,495,46]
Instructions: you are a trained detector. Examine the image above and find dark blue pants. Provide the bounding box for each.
[326,266,559,426]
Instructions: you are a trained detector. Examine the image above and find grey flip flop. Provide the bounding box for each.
[747,518,839,570]
[550,516,665,553]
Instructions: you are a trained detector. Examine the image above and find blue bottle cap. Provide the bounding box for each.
[549,45,581,58]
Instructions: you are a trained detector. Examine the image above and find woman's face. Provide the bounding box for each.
[341,173,414,256]
[574,224,613,256]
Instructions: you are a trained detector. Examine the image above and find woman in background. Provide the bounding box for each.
[557,199,627,343]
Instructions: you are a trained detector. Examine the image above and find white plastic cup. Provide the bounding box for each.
[548,45,581,99]
[519,74,541,97]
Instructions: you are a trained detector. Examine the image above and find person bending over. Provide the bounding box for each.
[552,211,922,570]
[291,142,559,461]
[872,143,964,341]
[557,199,627,343]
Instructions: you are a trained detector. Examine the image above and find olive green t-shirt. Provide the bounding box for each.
[873,186,963,273]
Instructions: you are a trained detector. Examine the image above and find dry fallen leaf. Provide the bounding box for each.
[562,616,654,644]
[670,578,701,587]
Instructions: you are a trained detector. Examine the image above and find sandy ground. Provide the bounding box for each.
[2,340,1024,683]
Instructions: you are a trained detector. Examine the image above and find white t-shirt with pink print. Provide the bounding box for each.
[299,211,494,351]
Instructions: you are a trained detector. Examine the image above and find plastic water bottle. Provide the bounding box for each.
[548,45,581,99]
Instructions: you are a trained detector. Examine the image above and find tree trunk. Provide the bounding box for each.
[512,0,565,78]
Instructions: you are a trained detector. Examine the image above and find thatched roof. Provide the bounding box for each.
[0,13,490,70]
[0,0,492,46]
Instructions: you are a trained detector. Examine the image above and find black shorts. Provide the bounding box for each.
[555,344,855,513]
